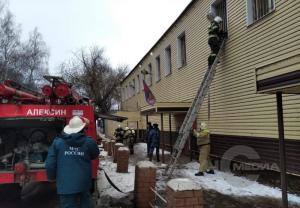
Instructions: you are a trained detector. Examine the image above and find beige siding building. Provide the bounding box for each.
[109,0,300,174]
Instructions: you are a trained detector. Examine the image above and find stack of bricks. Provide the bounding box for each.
[108,140,115,156]
[113,143,124,163]
[134,161,156,208]
[166,178,203,208]
[117,147,130,173]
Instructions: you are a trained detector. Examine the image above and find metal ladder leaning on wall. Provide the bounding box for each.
[165,39,226,177]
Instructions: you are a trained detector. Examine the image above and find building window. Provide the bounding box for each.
[247,0,275,25]
[155,56,161,82]
[147,63,152,86]
[125,85,128,100]
[165,45,172,76]
[177,32,187,68]
[211,0,228,32]
[121,88,125,102]
[140,73,144,90]
[136,75,140,93]
[130,79,135,96]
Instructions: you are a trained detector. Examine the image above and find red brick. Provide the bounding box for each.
[197,196,204,205]
[173,190,194,198]
[185,197,198,206]
[193,190,203,197]
[174,198,185,206]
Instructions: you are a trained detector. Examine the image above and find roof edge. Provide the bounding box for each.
[121,0,196,84]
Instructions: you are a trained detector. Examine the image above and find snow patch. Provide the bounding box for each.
[118,147,129,151]
[167,178,201,191]
[137,161,156,168]
[100,151,108,157]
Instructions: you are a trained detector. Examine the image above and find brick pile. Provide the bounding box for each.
[134,161,157,208]
[113,143,124,163]
[117,147,130,173]
[166,178,203,208]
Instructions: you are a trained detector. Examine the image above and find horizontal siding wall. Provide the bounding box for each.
[121,0,300,140]
[208,0,300,139]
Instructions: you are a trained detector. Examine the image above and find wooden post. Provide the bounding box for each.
[161,113,165,163]
[169,113,173,154]
[137,121,139,142]
[276,92,288,208]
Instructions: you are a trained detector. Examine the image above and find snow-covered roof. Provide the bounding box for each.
[115,143,124,146]
[167,178,202,191]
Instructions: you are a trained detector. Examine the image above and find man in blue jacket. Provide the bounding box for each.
[149,123,160,162]
[46,116,100,208]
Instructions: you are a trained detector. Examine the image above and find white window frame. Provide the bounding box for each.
[164,45,172,76]
[155,56,161,82]
[177,31,187,68]
[246,0,275,25]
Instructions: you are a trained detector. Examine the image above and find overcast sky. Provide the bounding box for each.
[8,0,191,74]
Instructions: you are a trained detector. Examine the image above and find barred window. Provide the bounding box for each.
[165,45,172,76]
[136,75,140,93]
[247,0,275,25]
[155,56,161,82]
[177,32,187,68]
[148,63,152,86]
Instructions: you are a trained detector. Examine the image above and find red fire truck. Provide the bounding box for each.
[0,76,99,196]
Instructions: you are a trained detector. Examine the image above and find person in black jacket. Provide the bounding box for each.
[45,116,99,208]
[145,122,152,157]
[148,123,160,162]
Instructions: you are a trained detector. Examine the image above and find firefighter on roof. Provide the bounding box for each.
[208,16,223,69]
[193,122,214,176]
[45,116,100,208]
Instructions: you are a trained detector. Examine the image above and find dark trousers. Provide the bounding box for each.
[149,145,160,162]
[147,141,151,156]
[59,191,92,208]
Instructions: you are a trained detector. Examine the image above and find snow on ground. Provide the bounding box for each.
[97,142,300,206]
[174,162,300,205]
[98,159,135,199]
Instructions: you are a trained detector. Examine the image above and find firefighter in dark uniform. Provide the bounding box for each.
[208,16,223,69]
[124,127,136,154]
[45,116,100,208]
[114,125,125,143]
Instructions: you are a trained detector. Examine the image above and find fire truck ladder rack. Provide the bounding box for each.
[165,39,226,177]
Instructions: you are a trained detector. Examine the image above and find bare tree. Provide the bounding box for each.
[0,9,21,81]
[61,47,127,113]
[20,28,49,88]
[0,1,49,88]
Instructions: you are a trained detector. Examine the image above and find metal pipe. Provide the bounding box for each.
[0,84,43,102]
[276,92,288,208]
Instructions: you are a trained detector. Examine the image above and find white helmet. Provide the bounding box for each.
[125,127,129,131]
[214,16,223,23]
[200,122,207,129]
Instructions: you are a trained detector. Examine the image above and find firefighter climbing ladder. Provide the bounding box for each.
[165,39,226,177]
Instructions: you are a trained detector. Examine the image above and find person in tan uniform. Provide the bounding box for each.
[193,122,214,176]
